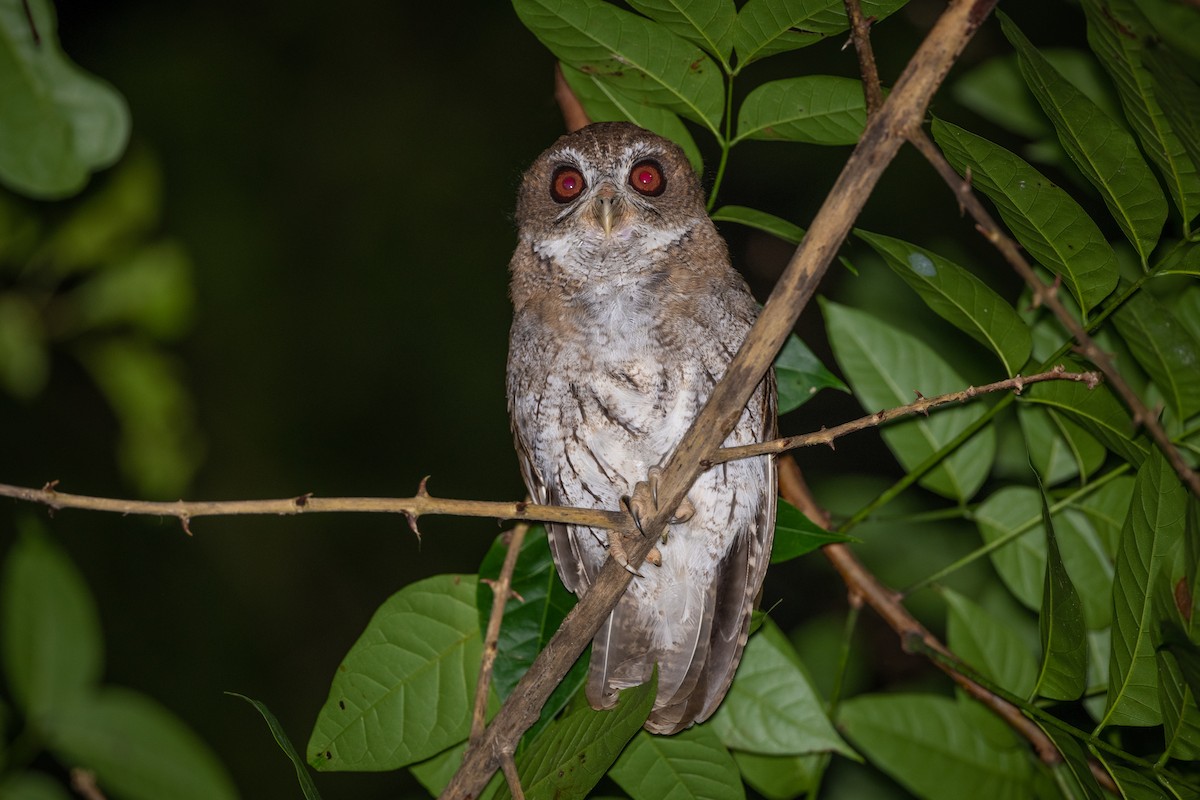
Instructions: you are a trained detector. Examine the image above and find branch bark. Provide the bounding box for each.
[441,1,999,795]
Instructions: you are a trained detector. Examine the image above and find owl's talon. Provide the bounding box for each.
[646,546,662,567]
[607,529,643,577]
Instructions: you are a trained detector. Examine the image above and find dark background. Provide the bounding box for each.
[0,1,1087,797]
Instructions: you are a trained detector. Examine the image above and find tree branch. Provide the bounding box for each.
[472,523,530,743]
[440,1,999,795]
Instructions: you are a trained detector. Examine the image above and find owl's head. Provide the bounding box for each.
[514,122,707,251]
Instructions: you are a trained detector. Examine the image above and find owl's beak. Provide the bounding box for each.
[593,183,618,236]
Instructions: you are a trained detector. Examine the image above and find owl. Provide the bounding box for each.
[506,122,777,734]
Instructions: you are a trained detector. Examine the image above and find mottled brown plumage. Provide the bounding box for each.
[506,122,776,734]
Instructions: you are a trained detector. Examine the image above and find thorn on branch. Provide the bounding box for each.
[179,514,193,537]
[42,479,60,493]
[293,492,313,509]
[1011,374,1024,395]
[417,475,432,497]
[405,511,422,540]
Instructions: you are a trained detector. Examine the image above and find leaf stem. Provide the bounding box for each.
[706,77,736,211]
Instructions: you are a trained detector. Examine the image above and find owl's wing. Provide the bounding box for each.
[644,369,778,733]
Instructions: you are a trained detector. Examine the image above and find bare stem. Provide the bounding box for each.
[472,523,531,743]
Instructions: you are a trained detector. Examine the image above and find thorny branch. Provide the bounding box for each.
[0,370,1096,531]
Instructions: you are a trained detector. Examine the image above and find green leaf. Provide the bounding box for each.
[610,725,745,800]
[1018,405,1106,487]
[974,486,1114,630]
[734,77,867,145]
[1073,475,1136,556]
[732,751,819,800]
[560,63,704,175]
[228,693,322,800]
[59,242,194,340]
[1023,361,1148,465]
[76,339,202,497]
[1001,12,1167,264]
[822,299,996,502]
[838,693,1033,800]
[498,672,656,800]
[1094,752,1173,799]
[772,332,848,414]
[732,0,908,67]
[0,772,73,800]
[1144,51,1200,207]
[0,293,49,400]
[0,0,129,198]
[410,740,469,797]
[1031,478,1088,701]
[771,499,854,563]
[513,0,723,135]
[48,687,237,800]
[1159,643,1200,761]
[1081,0,1200,226]
[931,119,1119,316]
[0,520,102,718]
[711,205,804,244]
[709,619,853,757]
[855,229,1033,374]
[1138,0,1200,65]
[308,574,482,770]
[943,589,1038,698]
[1111,286,1200,421]
[1037,725,1105,800]
[625,0,737,66]
[1099,450,1187,729]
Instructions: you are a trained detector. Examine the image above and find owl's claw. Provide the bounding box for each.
[606,528,643,576]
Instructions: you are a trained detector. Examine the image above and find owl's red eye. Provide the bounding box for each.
[629,160,665,197]
[550,167,585,203]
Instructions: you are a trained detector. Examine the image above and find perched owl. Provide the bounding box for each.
[506,122,777,734]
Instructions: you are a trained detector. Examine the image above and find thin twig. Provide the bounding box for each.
[0,480,631,536]
[713,367,1100,463]
[70,769,108,800]
[441,2,999,796]
[907,115,1200,499]
[843,0,883,113]
[500,752,526,800]
[471,523,531,743]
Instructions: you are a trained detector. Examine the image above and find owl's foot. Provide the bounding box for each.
[606,527,652,576]
[629,466,695,531]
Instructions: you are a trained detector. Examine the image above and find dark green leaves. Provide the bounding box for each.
[771,499,854,563]
[610,725,745,800]
[735,77,867,145]
[0,0,130,198]
[772,332,847,414]
[1032,480,1088,701]
[513,0,724,134]
[626,0,737,67]
[1111,287,1200,421]
[497,673,656,800]
[711,205,804,243]
[823,300,995,502]
[732,0,908,67]
[229,693,324,800]
[308,574,482,770]
[855,229,1032,374]
[1001,12,1167,264]
[931,119,1119,317]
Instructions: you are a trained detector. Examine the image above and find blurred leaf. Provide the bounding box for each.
[308,574,481,771]
[1111,286,1200,420]
[513,0,723,134]
[773,332,847,414]
[1018,405,1106,487]
[1037,726,1105,800]
[931,119,1119,317]
[77,339,202,497]
[839,693,1033,800]
[855,229,1033,374]
[611,725,745,800]
[561,64,704,174]
[229,693,322,800]
[498,672,655,800]
[410,740,469,797]
[49,687,237,800]
[0,0,129,198]
[1144,51,1200,199]
[1159,643,1200,761]
[626,0,736,66]
[36,149,162,273]
[733,751,819,800]
[1032,478,1088,701]
[61,241,193,339]
[0,519,102,718]
[476,527,586,740]
[771,499,854,563]
[709,618,853,757]
[711,205,804,244]
[1024,360,1148,466]
[944,589,1038,698]
[1138,0,1200,65]
[732,0,908,67]
[0,772,72,800]
[734,77,867,145]
[822,299,996,502]
[1002,12,1167,264]
[1081,0,1200,225]
[0,293,49,400]
[1095,752,1173,799]
[1073,474,1135,555]
[975,487,1114,630]
[1099,450,1187,729]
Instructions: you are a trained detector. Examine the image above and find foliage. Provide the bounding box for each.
[0,519,236,799]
